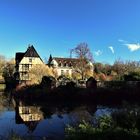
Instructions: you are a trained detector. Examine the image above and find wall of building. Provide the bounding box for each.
[20,57,43,65]
[18,57,44,81]
[19,57,43,71]
[56,67,73,76]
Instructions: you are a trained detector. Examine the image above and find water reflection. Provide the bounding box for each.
[1,91,140,139]
[13,98,97,138]
[15,105,44,133]
[0,95,13,115]
[0,94,120,140]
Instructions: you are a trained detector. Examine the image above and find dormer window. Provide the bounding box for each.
[64,62,67,67]
[59,61,62,67]
[69,62,72,67]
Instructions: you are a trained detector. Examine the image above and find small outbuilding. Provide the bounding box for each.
[86,77,97,89]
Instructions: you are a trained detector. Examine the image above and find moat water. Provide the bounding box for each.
[0,92,118,140]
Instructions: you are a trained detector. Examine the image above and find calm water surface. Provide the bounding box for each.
[0,93,116,140]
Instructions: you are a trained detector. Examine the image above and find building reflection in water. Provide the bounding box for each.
[14,99,97,134]
[15,104,44,133]
[19,106,44,122]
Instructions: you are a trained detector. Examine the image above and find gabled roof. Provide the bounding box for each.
[52,57,79,67]
[53,57,78,61]
[50,56,93,68]
[15,45,43,63]
[24,45,40,57]
[53,57,79,62]
[25,121,39,132]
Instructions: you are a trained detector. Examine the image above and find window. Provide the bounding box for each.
[23,107,29,114]
[25,73,29,80]
[29,58,32,63]
[69,63,72,67]
[61,70,64,75]
[29,115,32,121]
[64,62,67,67]
[29,64,32,69]
[59,62,62,67]
[22,64,29,71]
[25,64,29,71]
[21,72,29,80]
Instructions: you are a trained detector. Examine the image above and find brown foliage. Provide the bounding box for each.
[29,64,55,84]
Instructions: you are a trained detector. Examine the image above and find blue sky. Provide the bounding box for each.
[0,0,140,64]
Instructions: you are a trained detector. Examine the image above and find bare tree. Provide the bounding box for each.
[72,42,94,80]
[74,42,93,61]
[112,59,140,80]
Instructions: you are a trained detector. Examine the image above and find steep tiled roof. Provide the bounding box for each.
[24,46,40,57]
[53,57,79,61]
[53,57,79,67]
[15,45,42,63]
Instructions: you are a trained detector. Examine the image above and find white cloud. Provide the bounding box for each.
[108,46,114,54]
[94,50,102,56]
[118,39,124,42]
[118,39,126,42]
[118,39,140,52]
[125,43,140,51]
